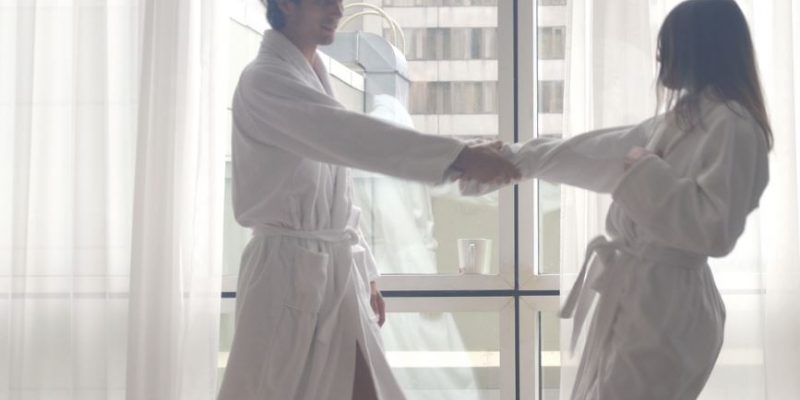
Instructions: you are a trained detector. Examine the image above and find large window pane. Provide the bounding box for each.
[218,299,236,387]
[341,0,502,276]
[539,312,561,400]
[383,311,502,398]
[536,2,567,276]
[538,180,561,275]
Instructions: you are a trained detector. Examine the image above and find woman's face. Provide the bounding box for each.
[658,49,675,89]
[657,19,686,91]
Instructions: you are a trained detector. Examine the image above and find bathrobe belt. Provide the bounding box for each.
[253,211,363,344]
[560,236,707,355]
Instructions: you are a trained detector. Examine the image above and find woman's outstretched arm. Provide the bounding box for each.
[461,122,651,195]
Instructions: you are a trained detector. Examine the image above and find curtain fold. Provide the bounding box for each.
[126,1,226,399]
[559,0,656,395]
[560,1,800,398]
[1,2,140,399]
[1,1,226,399]
[742,0,800,397]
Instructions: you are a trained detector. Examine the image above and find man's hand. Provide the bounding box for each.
[451,141,520,185]
[465,138,503,151]
[369,281,386,328]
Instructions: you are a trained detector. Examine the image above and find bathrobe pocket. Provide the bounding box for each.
[257,243,330,398]
[283,242,329,313]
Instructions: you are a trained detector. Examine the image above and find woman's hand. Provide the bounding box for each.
[451,141,520,184]
[624,146,656,170]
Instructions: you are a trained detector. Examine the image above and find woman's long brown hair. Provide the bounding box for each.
[657,0,773,149]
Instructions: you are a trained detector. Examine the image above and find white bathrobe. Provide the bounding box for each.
[217,30,465,400]
[465,97,769,399]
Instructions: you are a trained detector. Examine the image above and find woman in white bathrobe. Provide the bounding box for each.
[217,1,519,399]
[463,1,772,398]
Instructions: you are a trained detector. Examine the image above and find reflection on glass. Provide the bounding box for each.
[350,92,500,276]
[536,2,567,275]
[538,180,561,275]
[335,0,501,275]
[353,170,500,276]
[539,312,561,400]
[218,306,503,398]
[383,311,501,399]
[218,300,236,389]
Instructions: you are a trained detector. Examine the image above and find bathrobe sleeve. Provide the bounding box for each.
[612,115,768,257]
[233,66,465,185]
[461,124,646,195]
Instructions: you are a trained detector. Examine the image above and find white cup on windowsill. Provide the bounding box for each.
[457,238,492,275]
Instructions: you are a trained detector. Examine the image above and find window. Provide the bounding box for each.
[397,28,497,60]
[409,81,497,114]
[538,27,565,60]
[383,0,498,7]
[538,0,566,6]
[538,81,564,114]
[533,4,567,398]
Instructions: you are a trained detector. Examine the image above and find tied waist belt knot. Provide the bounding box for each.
[252,212,363,344]
[559,236,630,354]
[560,235,707,354]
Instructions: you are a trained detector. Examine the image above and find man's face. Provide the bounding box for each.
[284,0,344,46]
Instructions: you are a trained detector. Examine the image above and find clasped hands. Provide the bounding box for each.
[450,139,521,186]
[452,139,656,188]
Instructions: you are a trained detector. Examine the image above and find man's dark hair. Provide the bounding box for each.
[263,0,300,30]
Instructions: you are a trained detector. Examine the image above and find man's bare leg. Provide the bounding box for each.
[352,343,379,400]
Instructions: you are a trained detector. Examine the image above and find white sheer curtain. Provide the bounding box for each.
[1,2,140,398]
[1,1,226,399]
[558,0,655,396]
[126,0,226,399]
[560,1,800,399]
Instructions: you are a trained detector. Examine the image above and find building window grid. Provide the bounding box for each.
[538,81,564,114]
[538,0,567,6]
[387,27,497,60]
[382,0,498,7]
[538,26,566,60]
[409,81,498,114]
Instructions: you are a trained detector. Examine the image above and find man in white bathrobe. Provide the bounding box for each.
[216,0,519,399]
